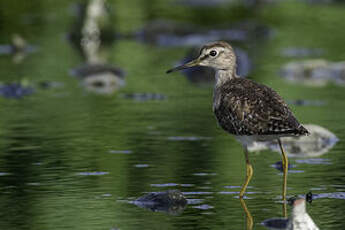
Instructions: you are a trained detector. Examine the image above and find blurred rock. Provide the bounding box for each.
[121,93,166,102]
[70,63,125,94]
[135,20,270,47]
[181,47,252,85]
[280,59,345,86]
[133,190,187,215]
[0,82,34,99]
[280,47,324,58]
[0,34,37,63]
[248,124,338,157]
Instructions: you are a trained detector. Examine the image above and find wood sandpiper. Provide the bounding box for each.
[166,41,309,202]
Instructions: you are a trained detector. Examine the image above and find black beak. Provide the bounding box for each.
[166,58,200,74]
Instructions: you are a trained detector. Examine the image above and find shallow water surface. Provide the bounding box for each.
[0,0,345,229]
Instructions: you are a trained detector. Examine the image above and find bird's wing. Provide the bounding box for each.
[219,78,307,136]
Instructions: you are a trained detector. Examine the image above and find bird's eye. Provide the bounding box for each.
[210,50,217,57]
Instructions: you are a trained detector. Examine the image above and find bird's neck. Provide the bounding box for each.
[215,69,237,88]
[213,69,237,111]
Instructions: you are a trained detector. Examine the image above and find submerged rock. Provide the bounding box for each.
[0,82,34,99]
[280,59,345,86]
[70,63,125,94]
[262,217,288,229]
[181,47,252,85]
[133,190,187,215]
[280,47,324,58]
[248,124,338,157]
[135,20,270,47]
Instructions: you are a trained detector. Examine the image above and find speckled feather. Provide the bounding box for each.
[214,78,309,137]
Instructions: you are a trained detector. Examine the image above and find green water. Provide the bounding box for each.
[0,0,345,229]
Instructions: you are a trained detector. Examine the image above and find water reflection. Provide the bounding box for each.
[240,199,253,230]
[263,198,319,230]
[68,0,125,95]
[67,0,116,57]
[0,121,46,229]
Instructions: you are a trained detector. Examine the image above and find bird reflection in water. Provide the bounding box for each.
[262,197,319,230]
[240,199,253,230]
[69,0,125,95]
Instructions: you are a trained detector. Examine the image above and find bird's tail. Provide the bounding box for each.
[297,125,310,136]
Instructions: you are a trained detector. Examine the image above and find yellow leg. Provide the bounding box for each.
[278,139,288,217]
[240,198,253,230]
[239,146,253,198]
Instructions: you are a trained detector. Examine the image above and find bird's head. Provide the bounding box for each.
[166,41,236,73]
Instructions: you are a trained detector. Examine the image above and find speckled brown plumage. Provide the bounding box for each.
[213,78,309,137]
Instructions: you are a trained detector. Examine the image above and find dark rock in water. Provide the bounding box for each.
[70,63,125,95]
[0,83,34,99]
[181,47,252,85]
[281,47,324,58]
[135,20,270,47]
[262,218,288,229]
[121,93,167,102]
[133,190,187,215]
[280,59,345,86]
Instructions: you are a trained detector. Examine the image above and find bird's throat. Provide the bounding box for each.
[215,69,237,88]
